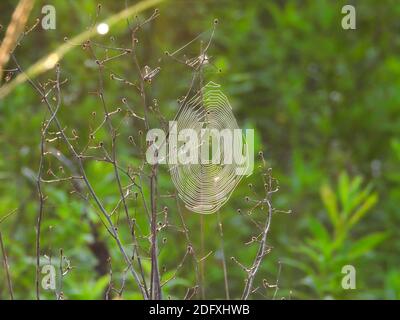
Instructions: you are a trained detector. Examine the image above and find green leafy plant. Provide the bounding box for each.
[286,172,387,299]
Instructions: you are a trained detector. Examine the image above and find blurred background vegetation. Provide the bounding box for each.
[0,0,399,299]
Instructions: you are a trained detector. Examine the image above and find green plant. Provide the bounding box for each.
[285,172,387,299]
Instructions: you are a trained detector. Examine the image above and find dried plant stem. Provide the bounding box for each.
[242,170,273,300]
[150,166,161,299]
[175,196,201,297]
[58,249,64,300]
[0,231,14,300]
[94,53,148,295]
[0,0,165,99]
[35,133,45,300]
[0,0,35,80]
[35,64,61,300]
[11,54,149,300]
[129,18,162,299]
[217,211,230,299]
[199,215,205,299]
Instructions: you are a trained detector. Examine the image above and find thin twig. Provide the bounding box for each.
[241,167,274,300]
[217,211,230,299]
[0,231,14,300]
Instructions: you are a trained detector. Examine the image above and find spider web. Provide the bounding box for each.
[169,81,247,214]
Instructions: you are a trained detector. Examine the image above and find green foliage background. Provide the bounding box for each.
[0,0,399,299]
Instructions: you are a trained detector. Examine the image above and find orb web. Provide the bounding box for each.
[169,82,246,214]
